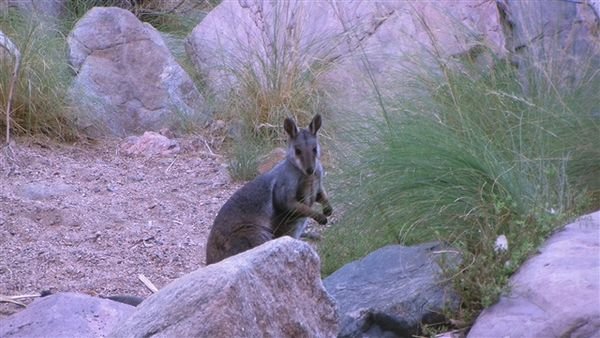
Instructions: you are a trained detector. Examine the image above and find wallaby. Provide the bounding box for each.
[205,114,332,265]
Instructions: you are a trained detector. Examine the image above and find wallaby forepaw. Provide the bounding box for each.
[315,214,328,225]
[323,205,333,217]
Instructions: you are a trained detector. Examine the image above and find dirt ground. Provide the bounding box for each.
[0,135,245,319]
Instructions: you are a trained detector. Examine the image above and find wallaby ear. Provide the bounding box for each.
[284,117,298,138]
[309,114,322,135]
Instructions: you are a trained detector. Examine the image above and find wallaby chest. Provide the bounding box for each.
[296,173,319,206]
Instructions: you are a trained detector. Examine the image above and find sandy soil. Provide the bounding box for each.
[0,135,243,318]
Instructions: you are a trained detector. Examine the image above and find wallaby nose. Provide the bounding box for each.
[306,167,315,175]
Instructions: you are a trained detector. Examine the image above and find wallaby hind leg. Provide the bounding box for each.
[207,225,273,265]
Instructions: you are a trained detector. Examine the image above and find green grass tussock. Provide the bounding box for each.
[321,53,599,324]
[1,10,77,141]
[1,2,212,141]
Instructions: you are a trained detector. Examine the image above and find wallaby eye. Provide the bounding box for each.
[313,147,317,155]
[295,147,302,156]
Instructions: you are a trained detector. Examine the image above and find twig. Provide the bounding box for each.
[0,31,21,146]
[5,293,42,300]
[203,139,216,156]
[0,296,26,307]
[0,293,42,307]
[165,156,177,173]
[138,274,159,293]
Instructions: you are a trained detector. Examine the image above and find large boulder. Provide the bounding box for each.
[67,7,208,137]
[468,210,600,338]
[185,0,505,112]
[110,236,339,337]
[184,0,351,102]
[323,241,459,338]
[0,293,135,338]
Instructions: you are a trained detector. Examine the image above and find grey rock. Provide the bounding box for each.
[468,210,600,338]
[0,292,135,338]
[110,236,339,337]
[67,7,208,137]
[18,181,74,200]
[324,242,459,338]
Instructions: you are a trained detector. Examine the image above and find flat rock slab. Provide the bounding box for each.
[18,181,74,200]
[468,210,600,338]
[324,241,459,338]
[0,293,134,337]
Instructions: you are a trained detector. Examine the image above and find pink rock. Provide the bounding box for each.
[0,293,134,338]
[120,131,180,156]
[468,210,600,338]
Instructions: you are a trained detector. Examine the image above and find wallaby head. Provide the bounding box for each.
[284,114,322,176]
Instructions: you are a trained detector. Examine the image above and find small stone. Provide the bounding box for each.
[494,234,509,253]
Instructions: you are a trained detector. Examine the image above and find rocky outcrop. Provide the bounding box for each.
[110,236,339,337]
[323,0,505,115]
[0,238,338,337]
[185,0,348,102]
[186,0,599,116]
[185,0,505,112]
[67,7,208,137]
[0,0,65,19]
[468,210,600,338]
[323,241,459,338]
[0,293,135,338]
[496,0,600,91]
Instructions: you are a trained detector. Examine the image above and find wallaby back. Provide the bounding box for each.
[205,114,332,265]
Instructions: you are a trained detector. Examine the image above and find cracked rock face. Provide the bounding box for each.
[67,7,208,137]
[184,0,505,113]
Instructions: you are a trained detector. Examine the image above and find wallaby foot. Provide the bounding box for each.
[314,212,328,225]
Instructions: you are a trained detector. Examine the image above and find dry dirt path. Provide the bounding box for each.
[0,136,240,318]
